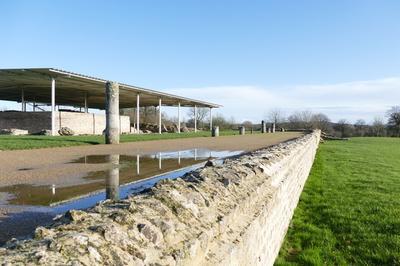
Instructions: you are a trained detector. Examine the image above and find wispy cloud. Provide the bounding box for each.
[166,77,400,123]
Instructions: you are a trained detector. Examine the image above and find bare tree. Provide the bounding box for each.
[187,107,208,128]
[287,110,313,129]
[386,106,400,137]
[371,116,386,137]
[354,119,367,137]
[242,120,253,130]
[333,119,355,138]
[311,113,332,132]
[266,108,286,126]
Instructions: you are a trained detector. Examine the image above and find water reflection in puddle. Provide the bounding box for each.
[0,149,242,206]
[0,149,242,244]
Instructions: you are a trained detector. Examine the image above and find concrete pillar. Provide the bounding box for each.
[158,98,162,134]
[261,120,266,133]
[194,105,197,132]
[268,127,271,133]
[136,94,140,132]
[105,81,120,144]
[178,151,181,165]
[158,152,162,169]
[212,126,219,137]
[106,154,120,201]
[84,93,88,113]
[209,108,213,130]
[239,126,245,135]
[178,102,181,133]
[51,78,56,136]
[272,123,276,133]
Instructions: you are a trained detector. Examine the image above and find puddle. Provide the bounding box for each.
[1,149,241,206]
[0,148,242,245]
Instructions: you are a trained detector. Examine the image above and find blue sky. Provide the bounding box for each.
[1,0,399,123]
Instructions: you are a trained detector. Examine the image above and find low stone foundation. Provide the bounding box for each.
[0,111,130,135]
[0,131,320,265]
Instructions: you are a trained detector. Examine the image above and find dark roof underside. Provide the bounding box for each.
[0,68,220,109]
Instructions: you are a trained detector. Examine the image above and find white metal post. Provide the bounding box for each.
[21,89,25,112]
[136,94,140,132]
[51,78,56,136]
[84,92,88,113]
[209,107,213,130]
[178,102,181,133]
[158,98,162,134]
[136,154,140,175]
[194,105,197,133]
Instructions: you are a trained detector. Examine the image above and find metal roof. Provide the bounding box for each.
[0,68,221,109]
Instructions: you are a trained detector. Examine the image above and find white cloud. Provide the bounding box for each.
[165,77,400,123]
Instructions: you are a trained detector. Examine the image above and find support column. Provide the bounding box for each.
[136,154,140,175]
[194,105,197,132]
[21,89,25,112]
[136,94,140,132]
[209,107,213,130]
[105,81,120,144]
[51,78,56,136]
[177,102,181,133]
[84,93,88,113]
[158,98,162,134]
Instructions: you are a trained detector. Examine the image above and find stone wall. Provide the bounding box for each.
[0,111,52,134]
[0,111,130,135]
[0,131,320,265]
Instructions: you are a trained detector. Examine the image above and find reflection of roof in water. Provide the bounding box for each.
[0,149,242,206]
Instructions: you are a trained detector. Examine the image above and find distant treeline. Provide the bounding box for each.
[259,106,400,138]
[121,106,400,138]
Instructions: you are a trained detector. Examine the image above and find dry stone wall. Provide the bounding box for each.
[0,131,320,266]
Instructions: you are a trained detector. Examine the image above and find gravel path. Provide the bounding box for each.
[0,132,301,187]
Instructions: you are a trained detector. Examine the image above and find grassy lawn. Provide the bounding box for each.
[0,130,244,150]
[276,138,400,265]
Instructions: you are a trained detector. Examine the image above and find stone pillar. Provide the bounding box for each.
[212,126,219,137]
[272,123,276,133]
[105,81,120,144]
[239,126,245,135]
[261,120,266,133]
[106,154,120,201]
[268,127,271,133]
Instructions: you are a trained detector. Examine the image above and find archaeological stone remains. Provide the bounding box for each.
[0,131,320,265]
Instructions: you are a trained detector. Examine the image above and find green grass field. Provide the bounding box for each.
[0,130,242,150]
[276,137,400,265]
